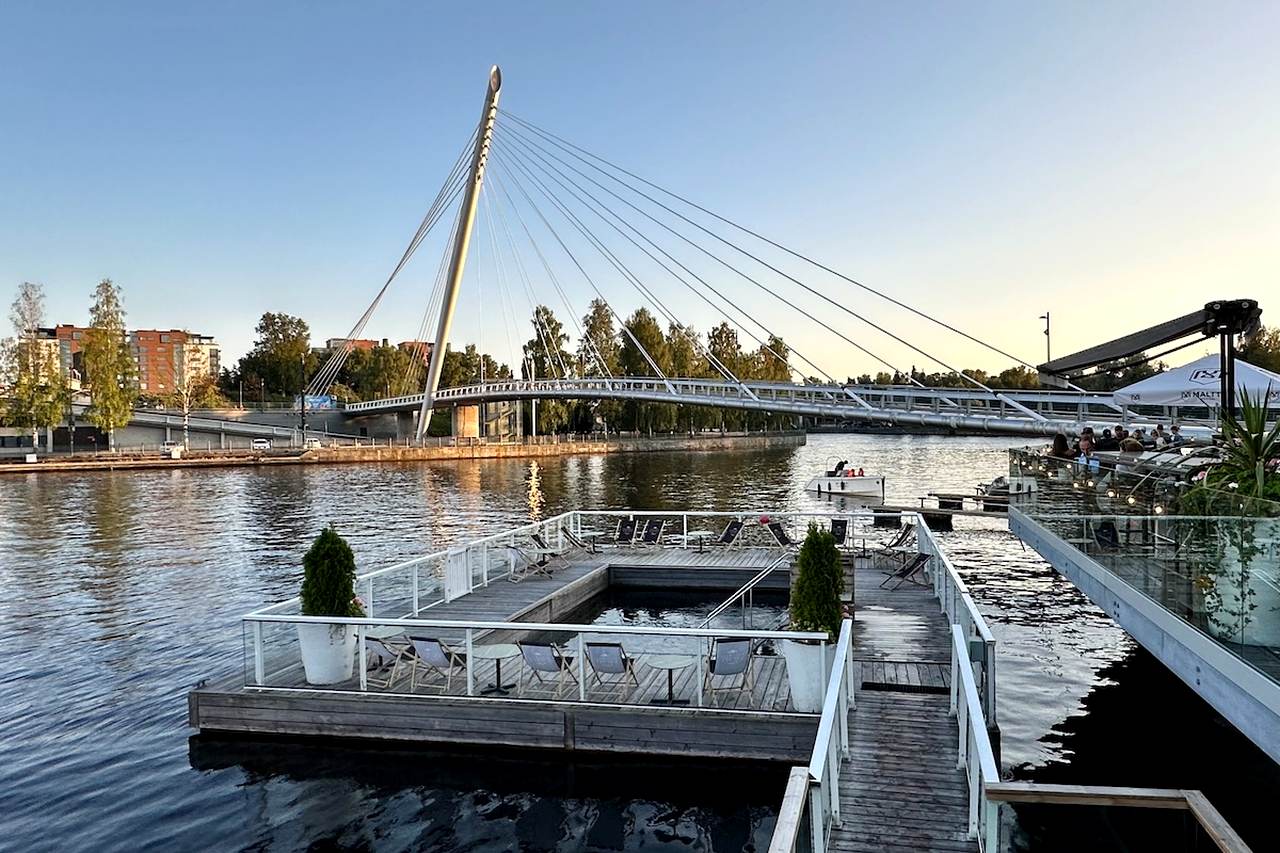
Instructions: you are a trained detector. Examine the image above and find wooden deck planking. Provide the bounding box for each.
[827,553,977,852]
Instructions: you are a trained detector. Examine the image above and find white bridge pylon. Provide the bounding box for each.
[344,377,1192,437]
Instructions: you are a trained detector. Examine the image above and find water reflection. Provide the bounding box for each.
[0,434,1269,850]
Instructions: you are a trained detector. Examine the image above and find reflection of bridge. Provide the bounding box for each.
[343,377,1209,437]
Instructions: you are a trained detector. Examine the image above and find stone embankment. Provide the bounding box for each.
[0,431,805,474]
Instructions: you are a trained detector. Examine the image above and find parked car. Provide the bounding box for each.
[251,438,272,451]
[303,438,322,450]
[161,440,180,452]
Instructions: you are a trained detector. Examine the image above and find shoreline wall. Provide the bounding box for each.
[0,431,806,474]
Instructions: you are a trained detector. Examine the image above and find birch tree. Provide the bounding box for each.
[2,282,68,451]
[166,333,221,448]
[83,279,137,450]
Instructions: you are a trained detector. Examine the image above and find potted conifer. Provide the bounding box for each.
[782,524,844,712]
[297,525,364,684]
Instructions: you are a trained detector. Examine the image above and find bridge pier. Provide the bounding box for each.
[452,404,481,439]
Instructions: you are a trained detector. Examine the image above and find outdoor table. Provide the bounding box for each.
[683,530,714,553]
[579,529,605,553]
[472,643,521,695]
[647,654,695,705]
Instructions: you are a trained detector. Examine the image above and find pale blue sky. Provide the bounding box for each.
[2,2,1276,377]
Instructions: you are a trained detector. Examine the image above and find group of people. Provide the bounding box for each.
[1050,422,1184,462]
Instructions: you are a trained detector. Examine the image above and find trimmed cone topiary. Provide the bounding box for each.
[300,525,362,617]
[789,524,844,639]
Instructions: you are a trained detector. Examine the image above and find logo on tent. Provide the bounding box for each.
[1187,368,1221,385]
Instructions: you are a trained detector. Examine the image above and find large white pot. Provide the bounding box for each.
[1207,519,1280,648]
[781,639,835,713]
[297,622,357,685]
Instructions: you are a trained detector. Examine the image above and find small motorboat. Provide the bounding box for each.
[806,459,885,500]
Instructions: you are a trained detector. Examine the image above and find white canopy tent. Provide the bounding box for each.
[1114,354,1280,407]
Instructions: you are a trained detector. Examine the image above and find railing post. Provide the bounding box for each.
[465,629,475,696]
[984,638,998,724]
[967,729,980,838]
[365,578,374,619]
[412,565,420,616]
[578,634,587,701]
[949,634,959,716]
[682,513,688,548]
[695,639,705,707]
[252,621,264,685]
[809,785,826,853]
[358,623,367,691]
[482,544,490,587]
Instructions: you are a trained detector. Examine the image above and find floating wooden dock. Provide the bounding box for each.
[833,560,977,852]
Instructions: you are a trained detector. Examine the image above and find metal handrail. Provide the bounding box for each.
[698,552,790,628]
[803,618,854,852]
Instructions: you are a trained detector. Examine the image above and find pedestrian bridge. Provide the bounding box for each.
[341,376,1205,437]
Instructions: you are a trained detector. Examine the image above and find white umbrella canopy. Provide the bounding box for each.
[1113,354,1280,407]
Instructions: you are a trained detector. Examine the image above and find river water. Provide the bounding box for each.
[0,434,1272,851]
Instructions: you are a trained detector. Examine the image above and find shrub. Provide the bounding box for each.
[789,524,844,639]
[300,526,362,617]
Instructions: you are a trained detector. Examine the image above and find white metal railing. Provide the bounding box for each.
[950,623,1002,850]
[699,552,791,629]
[246,508,905,624]
[766,618,854,853]
[918,519,999,723]
[243,610,827,713]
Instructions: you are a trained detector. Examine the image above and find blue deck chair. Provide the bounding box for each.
[639,518,666,546]
[406,636,467,693]
[585,642,639,699]
[715,519,744,547]
[614,517,639,545]
[830,518,848,547]
[517,641,578,698]
[879,552,931,590]
[767,521,795,547]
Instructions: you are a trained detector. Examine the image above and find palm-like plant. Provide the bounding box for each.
[1208,384,1280,503]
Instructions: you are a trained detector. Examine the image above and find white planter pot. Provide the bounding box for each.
[297,622,357,685]
[781,638,834,713]
[1207,519,1280,648]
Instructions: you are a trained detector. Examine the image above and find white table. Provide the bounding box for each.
[579,528,606,553]
[472,643,521,695]
[682,530,714,553]
[647,654,695,705]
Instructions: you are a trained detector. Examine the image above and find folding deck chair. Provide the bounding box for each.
[878,552,931,590]
[531,533,571,568]
[613,517,639,546]
[767,521,795,548]
[405,636,468,693]
[638,518,666,546]
[715,519,744,547]
[584,642,639,700]
[703,637,753,703]
[364,637,411,690]
[517,641,578,698]
[506,544,555,583]
[830,518,849,548]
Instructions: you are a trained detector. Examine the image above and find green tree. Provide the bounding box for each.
[2,282,69,450]
[522,306,571,432]
[619,308,673,433]
[578,299,621,433]
[1240,325,1280,373]
[237,312,313,397]
[82,279,137,450]
[707,322,747,430]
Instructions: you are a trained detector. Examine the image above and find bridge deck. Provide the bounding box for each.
[829,561,976,852]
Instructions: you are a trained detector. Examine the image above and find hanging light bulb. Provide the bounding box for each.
[1127,495,1136,505]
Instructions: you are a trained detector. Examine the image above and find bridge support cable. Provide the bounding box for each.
[497,119,955,406]
[498,119,1047,419]
[490,154,675,394]
[501,121,1047,421]
[480,187,538,386]
[481,188,568,384]
[494,136,826,395]
[308,127,476,397]
[487,173,592,382]
[495,132,869,397]
[500,111,1079,403]
[493,143,752,397]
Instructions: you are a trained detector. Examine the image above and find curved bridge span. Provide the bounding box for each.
[340,377,1184,437]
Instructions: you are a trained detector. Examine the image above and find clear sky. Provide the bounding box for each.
[2,2,1276,377]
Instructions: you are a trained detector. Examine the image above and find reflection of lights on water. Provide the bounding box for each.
[526,460,544,519]
[1154,506,1164,514]
[1127,496,1136,505]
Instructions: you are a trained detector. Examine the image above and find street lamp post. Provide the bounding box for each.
[1039,312,1051,362]
[299,355,307,438]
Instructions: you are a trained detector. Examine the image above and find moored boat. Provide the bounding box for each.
[805,459,885,500]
